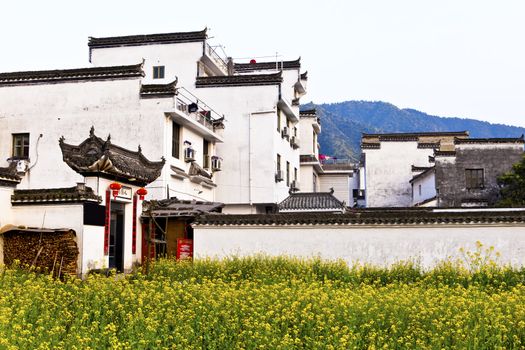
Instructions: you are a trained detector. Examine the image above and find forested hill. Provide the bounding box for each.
[306,101,525,161]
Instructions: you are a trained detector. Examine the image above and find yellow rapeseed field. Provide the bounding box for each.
[1,247,524,349]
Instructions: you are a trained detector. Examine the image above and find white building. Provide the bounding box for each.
[361,131,469,207]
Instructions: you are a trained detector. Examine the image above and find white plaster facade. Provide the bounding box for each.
[411,169,437,206]
[194,221,525,268]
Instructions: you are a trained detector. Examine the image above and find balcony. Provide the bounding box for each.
[167,87,225,143]
[300,154,322,172]
[277,97,299,123]
[200,43,229,76]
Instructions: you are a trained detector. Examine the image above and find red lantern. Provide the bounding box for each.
[249,59,256,64]
[136,187,148,200]
[109,182,122,199]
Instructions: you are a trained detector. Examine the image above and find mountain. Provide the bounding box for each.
[305,101,525,161]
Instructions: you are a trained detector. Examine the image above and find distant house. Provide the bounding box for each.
[361,131,469,207]
[411,136,525,207]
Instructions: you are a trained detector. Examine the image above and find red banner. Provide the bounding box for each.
[176,239,193,260]
[103,190,111,255]
[132,194,137,254]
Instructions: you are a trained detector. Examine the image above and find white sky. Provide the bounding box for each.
[1,0,524,127]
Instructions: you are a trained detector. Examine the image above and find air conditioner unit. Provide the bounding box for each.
[291,180,300,190]
[275,170,284,182]
[211,157,222,171]
[281,127,290,139]
[184,147,196,162]
[290,136,300,149]
[16,159,29,173]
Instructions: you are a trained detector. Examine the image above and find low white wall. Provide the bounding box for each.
[194,224,525,268]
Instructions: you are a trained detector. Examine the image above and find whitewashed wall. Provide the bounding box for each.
[411,171,436,206]
[319,174,350,204]
[364,142,434,207]
[0,187,14,228]
[194,224,525,268]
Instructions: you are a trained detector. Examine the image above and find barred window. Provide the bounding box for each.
[12,133,29,159]
[465,169,484,189]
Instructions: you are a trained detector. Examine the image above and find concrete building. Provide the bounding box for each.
[411,137,525,207]
[361,131,470,207]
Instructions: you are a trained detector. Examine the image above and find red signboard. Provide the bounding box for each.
[132,194,137,254]
[176,239,193,260]
[103,189,111,255]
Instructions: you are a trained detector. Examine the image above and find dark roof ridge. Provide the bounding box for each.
[0,63,144,86]
[196,72,282,88]
[234,57,301,72]
[300,108,316,116]
[88,29,208,48]
[12,185,101,204]
[454,136,525,144]
[410,166,435,183]
[140,79,178,98]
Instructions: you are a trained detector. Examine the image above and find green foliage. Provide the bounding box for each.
[497,154,525,207]
[1,254,525,348]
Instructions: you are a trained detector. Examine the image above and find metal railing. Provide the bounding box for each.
[175,87,225,132]
[206,43,228,73]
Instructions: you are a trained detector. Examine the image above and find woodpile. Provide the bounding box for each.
[1,228,78,276]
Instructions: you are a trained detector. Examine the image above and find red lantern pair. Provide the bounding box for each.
[109,182,122,199]
[136,187,148,200]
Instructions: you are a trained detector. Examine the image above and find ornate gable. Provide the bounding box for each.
[59,127,165,186]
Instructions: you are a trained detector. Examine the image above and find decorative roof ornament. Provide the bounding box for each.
[59,128,165,186]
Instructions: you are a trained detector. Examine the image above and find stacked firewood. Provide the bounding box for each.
[2,229,78,276]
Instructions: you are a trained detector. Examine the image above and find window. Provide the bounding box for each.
[286,118,291,129]
[294,167,298,182]
[153,66,165,79]
[203,139,210,168]
[286,161,290,186]
[277,109,282,132]
[418,184,422,196]
[172,122,181,159]
[465,169,484,189]
[313,173,317,192]
[12,133,29,159]
[312,132,316,154]
[277,154,281,172]
[294,127,297,137]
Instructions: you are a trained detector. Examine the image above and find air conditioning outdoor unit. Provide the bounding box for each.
[16,159,29,173]
[211,157,222,171]
[281,127,290,139]
[184,147,196,162]
[290,136,300,149]
[275,170,284,182]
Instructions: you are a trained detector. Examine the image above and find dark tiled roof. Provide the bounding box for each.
[300,71,308,80]
[361,142,381,149]
[412,165,433,172]
[363,131,469,138]
[59,127,165,186]
[196,72,282,88]
[279,192,345,212]
[434,150,456,157]
[12,185,101,205]
[142,197,224,218]
[0,64,144,86]
[454,136,525,144]
[0,163,21,185]
[417,142,440,149]
[299,108,316,118]
[140,79,177,98]
[88,29,207,48]
[194,209,525,226]
[234,58,300,72]
[409,166,435,183]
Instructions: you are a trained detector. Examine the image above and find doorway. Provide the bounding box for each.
[109,202,125,272]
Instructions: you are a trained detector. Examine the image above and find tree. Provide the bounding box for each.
[497,155,525,207]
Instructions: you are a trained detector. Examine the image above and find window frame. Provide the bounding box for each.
[12,133,30,159]
[172,122,181,159]
[153,65,165,79]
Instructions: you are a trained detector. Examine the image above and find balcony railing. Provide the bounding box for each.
[205,43,229,74]
[176,87,225,132]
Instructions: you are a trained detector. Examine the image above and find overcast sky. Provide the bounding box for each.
[1,0,524,127]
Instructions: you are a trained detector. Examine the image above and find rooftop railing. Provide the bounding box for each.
[205,43,228,74]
